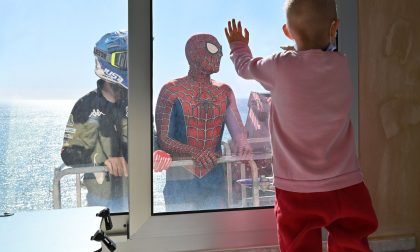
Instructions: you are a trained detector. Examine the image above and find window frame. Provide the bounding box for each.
[122,0,359,250]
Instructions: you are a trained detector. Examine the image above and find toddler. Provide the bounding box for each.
[225,0,378,251]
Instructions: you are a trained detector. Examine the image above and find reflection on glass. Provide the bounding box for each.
[231,92,274,208]
[153,34,274,213]
[155,34,251,212]
[152,0,286,214]
[0,1,127,213]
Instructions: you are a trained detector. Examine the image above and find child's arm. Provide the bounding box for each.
[225,19,279,91]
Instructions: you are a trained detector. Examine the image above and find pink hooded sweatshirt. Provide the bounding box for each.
[230,41,363,193]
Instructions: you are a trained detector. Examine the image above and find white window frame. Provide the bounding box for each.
[113,0,360,250]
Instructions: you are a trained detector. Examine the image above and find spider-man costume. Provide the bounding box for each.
[155,34,248,211]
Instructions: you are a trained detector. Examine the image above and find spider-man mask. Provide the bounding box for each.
[185,33,223,75]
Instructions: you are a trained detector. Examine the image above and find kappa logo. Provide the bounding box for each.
[89,109,106,118]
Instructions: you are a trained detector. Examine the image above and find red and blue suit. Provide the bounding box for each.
[155,34,249,211]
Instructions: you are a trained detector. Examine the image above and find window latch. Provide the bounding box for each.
[96,208,113,230]
[92,208,116,252]
[91,230,116,252]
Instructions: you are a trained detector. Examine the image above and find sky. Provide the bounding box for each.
[1,0,289,101]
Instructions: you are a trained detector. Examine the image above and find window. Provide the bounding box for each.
[151,0,287,214]
[0,1,128,214]
[127,0,359,250]
[0,0,359,250]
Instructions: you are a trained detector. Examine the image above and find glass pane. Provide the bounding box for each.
[0,1,128,213]
[152,0,287,213]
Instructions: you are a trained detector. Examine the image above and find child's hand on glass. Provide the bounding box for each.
[225,19,249,45]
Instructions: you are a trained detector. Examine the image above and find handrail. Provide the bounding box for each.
[53,143,273,209]
[53,164,108,209]
[169,152,272,167]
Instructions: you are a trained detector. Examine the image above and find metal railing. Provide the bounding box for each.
[53,164,108,209]
[53,138,273,209]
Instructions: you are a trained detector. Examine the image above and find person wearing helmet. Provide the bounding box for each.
[61,31,130,211]
[61,30,172,211]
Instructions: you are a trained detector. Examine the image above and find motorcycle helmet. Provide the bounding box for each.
[94,30,128,88]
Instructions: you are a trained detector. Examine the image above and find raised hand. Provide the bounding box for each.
[225,18,249,45]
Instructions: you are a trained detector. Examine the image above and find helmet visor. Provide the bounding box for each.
[94,48,127,70]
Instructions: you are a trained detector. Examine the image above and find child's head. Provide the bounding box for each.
[283,0,339,50]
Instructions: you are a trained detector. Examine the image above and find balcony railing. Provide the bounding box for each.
[53,138,273,209]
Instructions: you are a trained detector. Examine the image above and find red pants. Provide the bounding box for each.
[274,182,378,252]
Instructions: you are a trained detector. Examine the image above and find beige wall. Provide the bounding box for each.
[359,0,420,250]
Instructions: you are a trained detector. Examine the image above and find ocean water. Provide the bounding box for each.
[0,100,76,212]
[0,99,249,213]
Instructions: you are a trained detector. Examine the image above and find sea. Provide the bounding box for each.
[0,99,250,213]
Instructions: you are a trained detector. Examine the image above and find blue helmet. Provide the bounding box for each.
[94,30,128,88]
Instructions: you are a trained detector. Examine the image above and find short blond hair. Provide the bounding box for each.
[284,0,337,47]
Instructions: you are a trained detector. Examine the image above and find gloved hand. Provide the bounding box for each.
[153,150,172,172]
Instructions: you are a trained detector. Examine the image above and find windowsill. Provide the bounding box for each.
[130,235,414,252]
